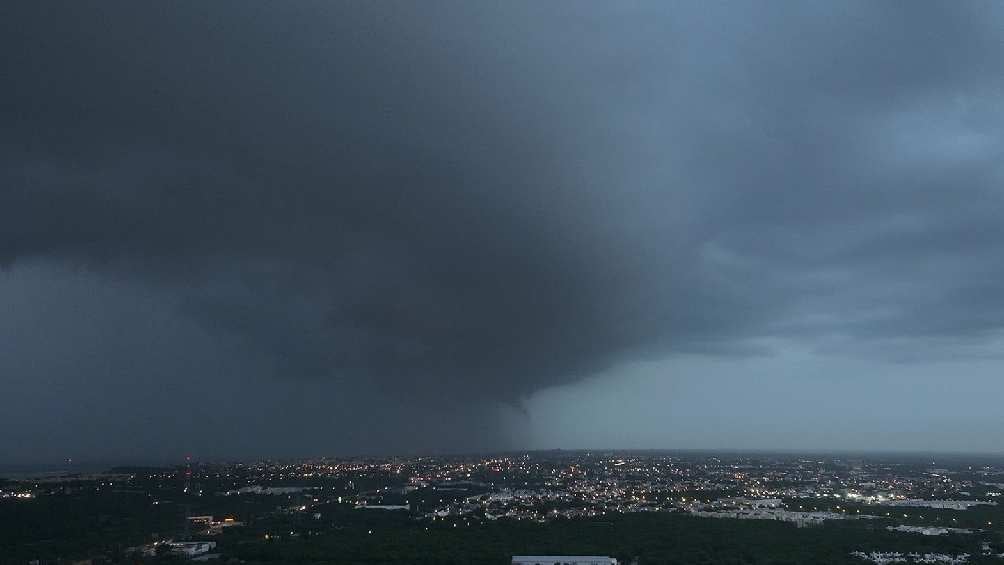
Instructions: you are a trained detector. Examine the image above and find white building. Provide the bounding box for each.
[354,504,410,510]
[167,541,217,557]
[512,556,617,565]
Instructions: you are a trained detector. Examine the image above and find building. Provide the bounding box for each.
[512,557,617,565]
[167,541,217,557]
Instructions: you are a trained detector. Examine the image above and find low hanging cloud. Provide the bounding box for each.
[2,2,1004,458]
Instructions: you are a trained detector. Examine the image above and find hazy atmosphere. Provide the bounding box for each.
[4,1,1004,465]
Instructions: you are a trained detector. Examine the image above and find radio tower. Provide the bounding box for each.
[182,455,193,540]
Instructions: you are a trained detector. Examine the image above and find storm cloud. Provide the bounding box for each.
[3,2,1004,461]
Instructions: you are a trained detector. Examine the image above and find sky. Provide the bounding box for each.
[2,2,1004,464]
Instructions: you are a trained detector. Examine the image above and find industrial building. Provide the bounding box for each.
[511,556,617,565]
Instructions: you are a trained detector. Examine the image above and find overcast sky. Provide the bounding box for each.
[3,2,1004,465]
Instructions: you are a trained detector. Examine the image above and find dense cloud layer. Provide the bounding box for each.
[2,2,1004,460]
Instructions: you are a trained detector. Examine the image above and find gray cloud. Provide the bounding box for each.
[2,1,1004,460]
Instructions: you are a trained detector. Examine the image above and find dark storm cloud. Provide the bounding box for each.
[2,2,1004,458]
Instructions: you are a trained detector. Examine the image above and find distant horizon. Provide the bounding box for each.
[8,447,1004,475]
